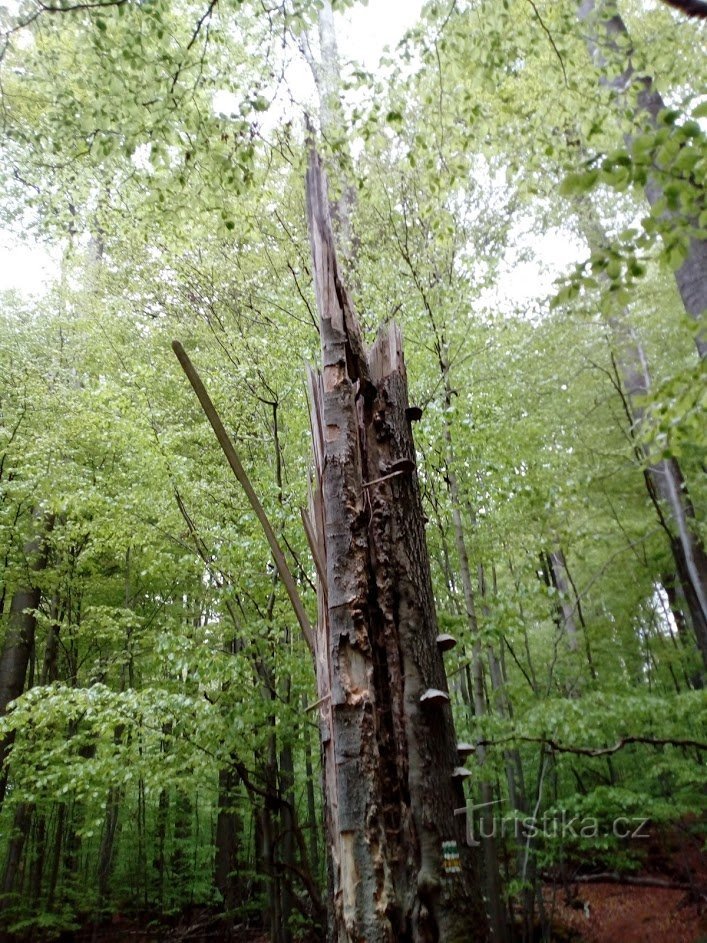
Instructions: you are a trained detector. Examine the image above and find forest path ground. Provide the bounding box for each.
[73,888,706,943]
[548,882,706,941]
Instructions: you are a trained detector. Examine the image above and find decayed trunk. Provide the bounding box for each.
[305,150,487,943]
[578,0,707,359]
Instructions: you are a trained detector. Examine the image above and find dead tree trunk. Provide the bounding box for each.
[304,150,488,943]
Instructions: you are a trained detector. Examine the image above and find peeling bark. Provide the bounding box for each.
[305,151,487,943]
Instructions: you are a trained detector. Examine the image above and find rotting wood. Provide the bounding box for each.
[305,148,488,943]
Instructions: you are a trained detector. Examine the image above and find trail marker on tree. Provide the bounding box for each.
[303,149,488,942]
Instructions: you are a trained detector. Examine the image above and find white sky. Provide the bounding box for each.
[0,0,583,306]
[0,0,426,295]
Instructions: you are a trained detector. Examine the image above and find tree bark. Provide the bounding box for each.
[607,316,707,671]
[578,0,707,359]
[0,515,53,807]
[305,150,488,943]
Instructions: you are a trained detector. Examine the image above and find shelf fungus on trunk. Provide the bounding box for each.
[420,688,450,706]
[303,149,488,943]
[435,633,457,652]
[456,742,475,760]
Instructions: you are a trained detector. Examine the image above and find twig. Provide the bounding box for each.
[526,0,568,86]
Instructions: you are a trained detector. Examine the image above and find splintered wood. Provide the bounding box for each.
[303,150,488,943]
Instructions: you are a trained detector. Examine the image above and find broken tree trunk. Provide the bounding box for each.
[304,150,488,943]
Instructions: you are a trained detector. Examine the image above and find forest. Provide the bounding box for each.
[0,0,705,941]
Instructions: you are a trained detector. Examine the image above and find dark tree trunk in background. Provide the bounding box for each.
[0,515,53,808]
[215,765,242,936]
[305,150,488,943]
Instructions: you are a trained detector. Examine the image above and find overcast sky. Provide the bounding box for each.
[0,0,583,306]
[0,0,426,295]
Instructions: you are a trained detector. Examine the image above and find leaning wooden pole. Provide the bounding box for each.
[305,149,488,943]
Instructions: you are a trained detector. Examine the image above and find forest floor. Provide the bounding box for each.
[72,881,706,943]
[546,820,706,942]
[547,881,706,942]
[64,824,706,942]
[70,885,707,943]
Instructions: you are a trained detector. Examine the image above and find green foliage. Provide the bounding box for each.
[0,0,705,936]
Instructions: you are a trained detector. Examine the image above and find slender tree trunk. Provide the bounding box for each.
[442,431,508,943]
[278,703,296,943]
[575,203,707,673]
[46,803,66,911]
[0,516,53,807]
[302,697,321,885]
[541,549,597,688]
[172,791,192,909]
[607,317,707,671]
[305,151,488,943]
[29,810,47,906]
[215,765,242,936]
[578,0,707,358]
[155,785,169,910]
[96,787,121,904]
[1,585,62,902]
[1,802,33,900]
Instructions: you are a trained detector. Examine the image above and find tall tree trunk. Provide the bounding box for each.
[215,765,242,937]
[96,787,121,905]
[542,549,597,688]
[45,803,66,911]
[278,697,296,943]
[575,203,707,673]
[171,791,192,909]
[154,785,169,911]
[0,515,53,807]
[578,0,707,358]
[442,433,508,943]
[608,316,707,671]
[305,150,488,943]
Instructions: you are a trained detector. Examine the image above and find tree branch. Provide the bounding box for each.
[478,733,707,757]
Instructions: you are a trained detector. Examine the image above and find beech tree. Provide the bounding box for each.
[0,2,706,942]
